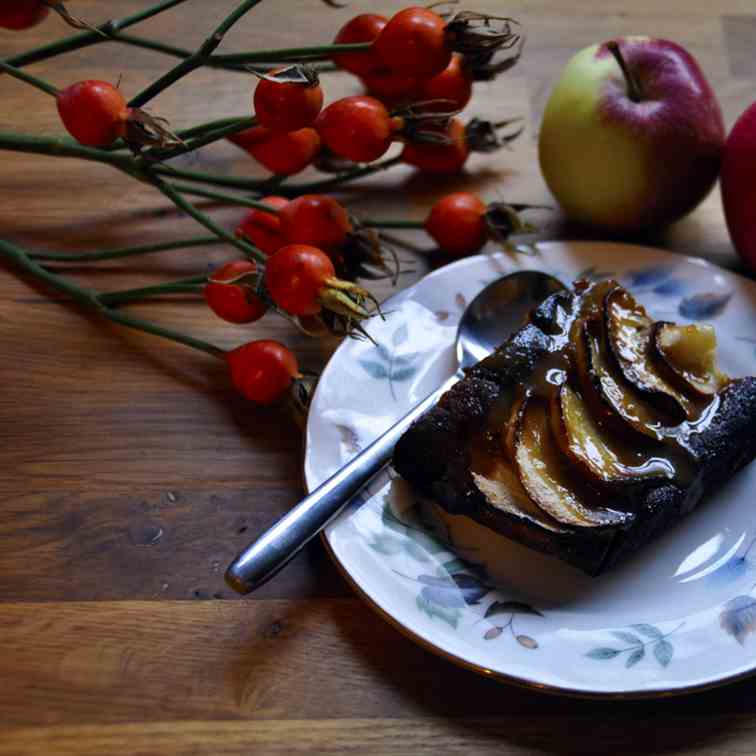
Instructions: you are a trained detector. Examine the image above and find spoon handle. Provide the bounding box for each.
[225,373,459,594]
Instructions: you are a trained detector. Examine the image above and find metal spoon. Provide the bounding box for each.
[226,270,565,594]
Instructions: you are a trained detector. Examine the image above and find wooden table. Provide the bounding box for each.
[1,1,755,753]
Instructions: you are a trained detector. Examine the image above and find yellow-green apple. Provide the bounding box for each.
[721,102,756,272]
[538,37,725,233]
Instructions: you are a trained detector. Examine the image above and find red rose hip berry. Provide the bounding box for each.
[265,244,336,316]
[226,340,299,405]
[373,7,451,80]
[204,260,267,324]
[253,68,324,133]
[333,14,387,77]
[401,117,469,173]
[230,126,320,176]
[278,194,352,251]
[314,95,402,163]
[425,192,488,256]
[0,0,48,29]
[235,196,288,256]
[57,80,129,147]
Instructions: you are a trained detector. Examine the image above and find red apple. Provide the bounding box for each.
[539,37,725,232]
[721,102,756,272]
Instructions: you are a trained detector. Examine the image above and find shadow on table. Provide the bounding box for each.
[329,599,756,754]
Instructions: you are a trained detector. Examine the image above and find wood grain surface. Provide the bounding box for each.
[1,1,755,754]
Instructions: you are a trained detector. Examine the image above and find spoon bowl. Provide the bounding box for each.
[226,269,565,594]
[457,271,566,368]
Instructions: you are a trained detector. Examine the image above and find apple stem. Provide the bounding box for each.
[606,40,643,103]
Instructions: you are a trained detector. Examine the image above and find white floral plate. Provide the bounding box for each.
[304,241,756,698]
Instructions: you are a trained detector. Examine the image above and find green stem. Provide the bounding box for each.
[174,116,252,142]
[129,0,264,108]
[0,60,59,96]
[5,0,193,69]
[153,155,404,196]
[0,238,223,358]
[147,116,257,161]
[103,309,224,357]
[98,275,207,306]
[360,218,425,230]
[110,32,196,61]
[211,41,371,65]
[111,33,250,72]
[280,155,403,194]
[172,183,279,212]
[29,236,219,263]
[152,164,277,191]
[152,178,266,264]
[0,131,135,169]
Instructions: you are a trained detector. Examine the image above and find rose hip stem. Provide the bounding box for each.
[274,155,403,195]
[129,0,264,108]
[29,236,220,263]
[360,219,424,230]
[0,239,225,359]
[172,183,282,214]
[0,60,59,96]
[5,0,193,69]
[146,116,258,161]
[152,178,267,264]
[212,42,372,65]
[98,274,207,307]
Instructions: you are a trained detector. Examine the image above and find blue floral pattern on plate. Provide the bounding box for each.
[306,241,756,697]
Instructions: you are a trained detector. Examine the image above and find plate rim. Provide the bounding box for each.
[305,240,756,699]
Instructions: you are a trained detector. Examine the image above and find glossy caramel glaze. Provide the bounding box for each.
[469,280,726,527]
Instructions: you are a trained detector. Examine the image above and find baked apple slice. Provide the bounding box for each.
[605,288,692,419]
[472,459,566,533]
[551,383,674,485]
[653,322,729,398]
[513,396,630,528]
[575,317,673,442]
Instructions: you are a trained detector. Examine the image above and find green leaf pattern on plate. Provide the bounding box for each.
[586,622,684,669]
[358,323,425,401]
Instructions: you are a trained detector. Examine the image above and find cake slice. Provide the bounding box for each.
[393,279,756,575]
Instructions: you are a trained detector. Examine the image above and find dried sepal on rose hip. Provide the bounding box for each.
[226,339,300,405]
[251,65,324,133]
[312,145,360,174]
[276,195,400,284]
[338,226,401,284]
[443,10,524,76]
[56,80,181,152]
[204,260,267,325]
[286,369,321,430]
[425,191,542,257]
[461,23,525,81]
[400,115,523,173]
[124,109,184,154]
[264,244,381,338]
[314,95,459,164]
[45,1,103,33]
[372,6,523,82]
